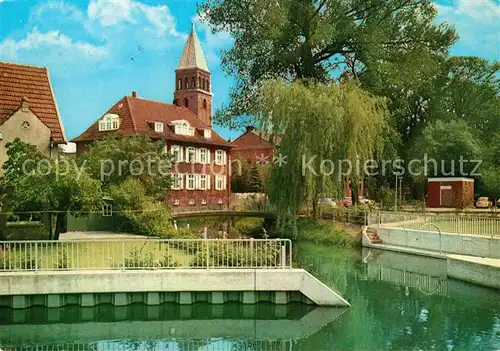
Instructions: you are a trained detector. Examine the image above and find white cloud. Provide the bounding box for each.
[0,27,108,61]
[87,0,179,36]
[435,0,500,58]
[30,1,84,23]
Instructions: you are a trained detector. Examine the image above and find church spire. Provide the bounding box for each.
[177,23,210,72]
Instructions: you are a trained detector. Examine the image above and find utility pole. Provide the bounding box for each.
[394,176,400,212]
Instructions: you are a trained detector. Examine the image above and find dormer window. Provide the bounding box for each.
[204,130,211,138]
[98,114,120,131]
[172,120,195,136]
[154,122,164,133]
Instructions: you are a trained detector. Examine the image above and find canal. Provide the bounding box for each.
[0,243,499,350]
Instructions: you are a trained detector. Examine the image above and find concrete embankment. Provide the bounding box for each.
[0,269,350,308]
[363,228,500,290]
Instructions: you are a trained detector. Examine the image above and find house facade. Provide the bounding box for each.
[72,26,232,209]
[0,62,66,172]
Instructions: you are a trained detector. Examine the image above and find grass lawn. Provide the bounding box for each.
[0,240,193,270]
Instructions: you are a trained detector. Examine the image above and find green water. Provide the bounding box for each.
[1,244,499,350]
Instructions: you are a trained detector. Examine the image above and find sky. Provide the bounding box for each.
[0,0,499,142]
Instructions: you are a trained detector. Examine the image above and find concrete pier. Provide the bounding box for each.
[0,269,350,308]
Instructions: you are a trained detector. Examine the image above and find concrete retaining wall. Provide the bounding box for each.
[376,227,500,258]
[0,269,350,308]
[447,255,500,290]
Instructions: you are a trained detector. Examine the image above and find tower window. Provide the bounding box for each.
[191,77,195,89]
[178,79,182,90]
[183,98,188,107]
[207,81,210,92]
[184,78,189,89]
[203,99,207,109]
[198,76,201,89]
[202,78,206,91]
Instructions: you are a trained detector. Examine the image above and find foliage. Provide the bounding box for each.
[374,185,394,210]
[1,139,102,240]
[123,248,180,268]
[199,0,456,127]
[190,242,281,267]
[79,135,172,200]
[479,166,500,201]
[230,155,251,192]
[248,162,264,192]
[277,219,356,247]
[57,248,71,269]
[258,80,388,230]
[411,119,483,179]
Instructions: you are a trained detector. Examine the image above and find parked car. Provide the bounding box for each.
[359,198,375,205]
[475,196,492,208]
[318,198,337,207]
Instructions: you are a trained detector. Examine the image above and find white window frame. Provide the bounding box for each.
[171,145,183,163]
[187,147,196,164]
[204,130,212,138]
[98,114,120,132]
[102,203,113,216]
[174,198,180,206]
[215,175,226,191]
[199,148,209,164]
[217,198,223,205]
[186,174,196,190]
[171,173,183,190]
[154,122,164,133]
[173,120,195,136]
[198,174,207,190]
[201,198,207,205]
[215,150,226,165]
[189,199,195,206]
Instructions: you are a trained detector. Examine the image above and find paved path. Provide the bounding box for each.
[60,231,151,240]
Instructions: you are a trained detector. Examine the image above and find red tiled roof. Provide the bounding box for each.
[231,129,276,150]
[71,95,231,148]
[0,62,66,142]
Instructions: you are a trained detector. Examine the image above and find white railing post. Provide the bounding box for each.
[121,241,125,270]
[35,242,38,272]
[280,245,286,269]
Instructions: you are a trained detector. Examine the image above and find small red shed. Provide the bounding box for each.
[427,177,474,208]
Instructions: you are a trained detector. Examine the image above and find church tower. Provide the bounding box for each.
[174,24,212,126]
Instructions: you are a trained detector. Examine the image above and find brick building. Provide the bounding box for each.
[427,177,474,208]
[72,25,232,209]
[231,126,277,164]
[0,62,66,172]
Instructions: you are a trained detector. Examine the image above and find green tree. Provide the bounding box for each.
[79,135,172,199]
[199,0,456,127]
[257,80,388,232]
[231,155,251,192]
[248,162,263,192]
[411,119,483,179]
[80,136,175,237]
[1,139,102,240]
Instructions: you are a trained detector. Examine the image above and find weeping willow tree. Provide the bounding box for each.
[256,80,388,235]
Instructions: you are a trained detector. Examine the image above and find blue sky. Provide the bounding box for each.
[0,0,499,142]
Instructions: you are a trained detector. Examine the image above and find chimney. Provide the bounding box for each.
[21,96,29,112]
[246,125,255,132]
[132,91,137,98]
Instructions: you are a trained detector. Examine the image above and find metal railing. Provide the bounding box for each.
[368,212,500,237]
[0,239,292,272]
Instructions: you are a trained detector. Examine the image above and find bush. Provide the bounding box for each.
[278,219,357,247]
[190,241,281,267]
[57,248,71,269]
[122,248,180,268]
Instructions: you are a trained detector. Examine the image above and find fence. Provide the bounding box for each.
[367,212,500,237]
[0,239,292,272]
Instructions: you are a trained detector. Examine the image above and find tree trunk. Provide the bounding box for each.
[53,213,64,241]
[0,211,6,241]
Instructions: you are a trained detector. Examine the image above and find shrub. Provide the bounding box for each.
[57,248,71,269]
